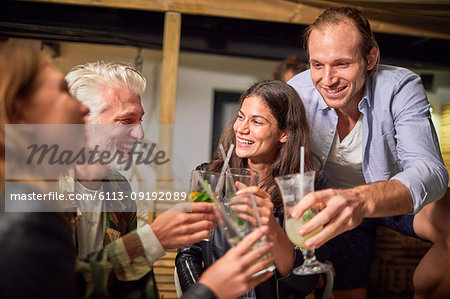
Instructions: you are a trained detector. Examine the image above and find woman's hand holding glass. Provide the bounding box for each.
[216,191,276,276]
[198,226,274,299]
[225,167,259,198]
[234,185,296,277]
[234,185,277,234]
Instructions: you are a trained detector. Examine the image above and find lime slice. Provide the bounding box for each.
[302,209,314,222]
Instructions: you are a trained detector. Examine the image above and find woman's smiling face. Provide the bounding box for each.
[233,95,285,165]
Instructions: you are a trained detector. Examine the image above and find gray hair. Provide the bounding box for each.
[65,61,146,121]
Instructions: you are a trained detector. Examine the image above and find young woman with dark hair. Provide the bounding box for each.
[177,80,324,299]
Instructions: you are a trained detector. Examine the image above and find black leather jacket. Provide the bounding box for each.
[181,283,217,299]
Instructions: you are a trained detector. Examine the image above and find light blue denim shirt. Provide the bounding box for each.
[289,64,448,214]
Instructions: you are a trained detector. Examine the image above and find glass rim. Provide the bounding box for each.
[226,167,260,178]
[274,170,316,182]
[191,169,221,175]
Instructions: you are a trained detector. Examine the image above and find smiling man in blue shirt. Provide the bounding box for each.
[288,7,449,299]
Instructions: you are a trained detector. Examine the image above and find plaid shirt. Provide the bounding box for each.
[60,169,158,298]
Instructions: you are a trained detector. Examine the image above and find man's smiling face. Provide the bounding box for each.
[308,21,375,112]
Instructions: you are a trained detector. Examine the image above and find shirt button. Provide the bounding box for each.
[330,129,334,133]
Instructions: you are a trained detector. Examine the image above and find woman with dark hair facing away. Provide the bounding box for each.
[177,80,325,298]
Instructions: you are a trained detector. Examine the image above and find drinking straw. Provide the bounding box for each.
[300,146,305,197]
[215,199,242,242]
[219,144,238,195]
[249,193,262,227]
[215,144,235,195]
[219,144,227,161]
[195,144,234,204]
[300,146,305,175]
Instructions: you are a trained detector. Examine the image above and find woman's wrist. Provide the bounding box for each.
[267,216,283,240]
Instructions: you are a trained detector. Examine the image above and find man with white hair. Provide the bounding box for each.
[63,62,216,297]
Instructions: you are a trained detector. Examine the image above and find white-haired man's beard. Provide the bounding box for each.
[84,124,140,172]
[86,136,134,172]
[98,138,134,171]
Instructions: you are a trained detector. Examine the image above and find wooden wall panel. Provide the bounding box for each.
[368,227,432,298]
[154,250,178,299]
[440,103,450,185]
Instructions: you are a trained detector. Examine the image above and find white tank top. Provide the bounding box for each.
[323,114,366,188]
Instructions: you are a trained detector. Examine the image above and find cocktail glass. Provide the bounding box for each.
[216,192,275,276]
[225,167,259,198]
[188,170,222,241]
[275,171,331,275]
[188,170,221,204]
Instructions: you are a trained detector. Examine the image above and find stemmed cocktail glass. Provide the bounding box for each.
[275,171,331,275]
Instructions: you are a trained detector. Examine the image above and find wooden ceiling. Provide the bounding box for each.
[2,0,449,68]
[22,0,450,39]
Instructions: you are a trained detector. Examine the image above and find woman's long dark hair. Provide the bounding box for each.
[209,80,321,214]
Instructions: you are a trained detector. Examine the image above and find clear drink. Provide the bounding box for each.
[188,170,221,241]
[217,193,275,276]
[275,171,331,275]
[285,218,321,250]
[188,170,220,204]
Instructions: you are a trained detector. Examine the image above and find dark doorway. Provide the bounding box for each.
[211,90,241,159]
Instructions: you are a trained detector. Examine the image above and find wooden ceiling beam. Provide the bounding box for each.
[23,0,322,23]
[305,0,450,17]
[23,0,450,39]
[320,0,450,4]
[295,0,450,39]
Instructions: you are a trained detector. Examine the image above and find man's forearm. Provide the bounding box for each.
[356,179,413,218]
[291,179,415,248]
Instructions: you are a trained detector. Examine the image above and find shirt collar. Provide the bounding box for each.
[318,91,331,111]
[358,79,372,111]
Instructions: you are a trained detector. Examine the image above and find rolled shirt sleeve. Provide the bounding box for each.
[137,224,166,264]
[388,72,448,213]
